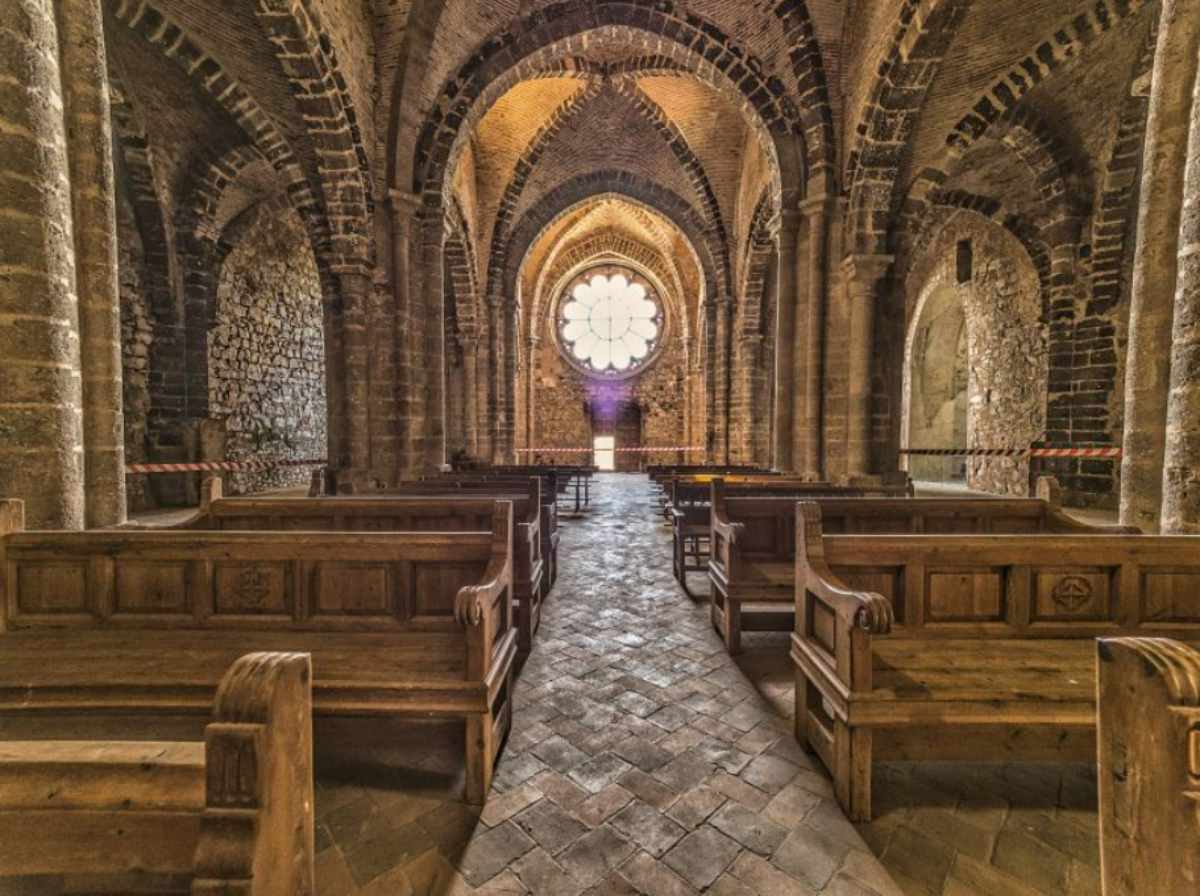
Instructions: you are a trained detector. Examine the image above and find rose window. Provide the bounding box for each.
[558,269,663,376]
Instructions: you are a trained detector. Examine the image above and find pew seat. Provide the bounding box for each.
[0,498,515,805]
[0,652,314,894]
[790,503,1200,822]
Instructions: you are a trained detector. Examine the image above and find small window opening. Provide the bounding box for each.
[594,436,615,472]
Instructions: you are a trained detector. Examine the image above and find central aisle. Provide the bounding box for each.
[314,473,900,895]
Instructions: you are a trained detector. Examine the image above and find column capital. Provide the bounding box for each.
[841,253,895,282]
[798,193,834,220]
[388,189,423,214]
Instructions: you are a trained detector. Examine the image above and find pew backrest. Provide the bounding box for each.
[0,500,513,670]
[795,503,1200,643]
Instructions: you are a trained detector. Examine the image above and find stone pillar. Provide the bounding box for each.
[773,210,800,472]
[476,303,495,461]
[499,304,517,463]
[337,269,371,487]
[799,197,831,479]
[60,0,125,526]
[0,0,84,528]
[715,297,733,464]
[842,255,893,476]
[461,323,479,457]
[1162,44,1200,533]
[525,334,539,458]
[703,301,719,461]
[1121,0,1200,532]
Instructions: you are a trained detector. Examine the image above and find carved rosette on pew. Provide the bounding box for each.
[1097,638,1200,896]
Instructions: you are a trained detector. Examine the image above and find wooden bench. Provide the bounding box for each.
[0,651,314,893]
[191,478,548,651]
[427,473,561,594]
[1097,637,1200,895]
[790,502,1196,821]
[379,479,546,646]
[0,498,515,805]
[706,477,937,650]
[669,477,905,598]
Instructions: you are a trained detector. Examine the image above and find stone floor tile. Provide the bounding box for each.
[558,826,636,888]
[990,829,1071,894]
[573,783,634,826]
[529,769,590,811]
[944,853,1043,896]
[662,825,742,890]
[740,753,801,795]
[570,752,634,794]
[772,823,853,892]
[707,770,772,811]
[729,851,819,896]
[878,824,955,896]
[608,800,688,858]
[511,847,585,895]
[513,798,590,855]
[458,823,537,887]
[619,851,699,896]
[709,799,789,855]
[612,735,674,772]
[481,782,544,828]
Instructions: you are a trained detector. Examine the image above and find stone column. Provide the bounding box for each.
[389,190,423,479]
[703,301,719,461]
[773,210,800,472]
[59,0,125,526]
[1162,45,1200,533]
[0,0,84,528]
[461,323,479,458]
[842,255,894,476]
[499,304,517,463]
[1121,0,1200,532]
[799,196,831,479]
[525,334,539,458]
[476,303,495,461]
[337,269,372,487]
[715,297,733,464]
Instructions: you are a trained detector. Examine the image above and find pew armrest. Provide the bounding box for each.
[794,503,892,697]
[455,554,511,627]
[195,651,315,896]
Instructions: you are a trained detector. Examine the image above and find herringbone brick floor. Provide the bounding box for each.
[309,474,1102,896]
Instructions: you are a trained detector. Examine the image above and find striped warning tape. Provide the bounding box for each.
[126,459,327,474]
[517,447,705,454]
[901,447,1122,459]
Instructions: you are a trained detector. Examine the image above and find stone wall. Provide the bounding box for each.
[905,215,1048,496]
[209,207,327,494]
[116,190,154,511]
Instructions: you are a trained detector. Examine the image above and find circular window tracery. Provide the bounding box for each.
[557,267,664,377]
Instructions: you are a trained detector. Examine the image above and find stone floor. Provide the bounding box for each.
[309,474,1103,895]
[310,474,903,895]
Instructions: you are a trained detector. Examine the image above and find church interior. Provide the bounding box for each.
[2,0,1200,893]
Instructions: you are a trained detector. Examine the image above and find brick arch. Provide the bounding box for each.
[483,81,606,297]
[610,78,732,283]
[771,0,838,194]
[738,192,778,340]
[848,0,1153,256]
[500,173,721,313]
[444,196,479,341]
[406,2,809,208]
[844,0,973,255]
[253,0,374,266]
[105,0,334,259]
[109,67,190,452]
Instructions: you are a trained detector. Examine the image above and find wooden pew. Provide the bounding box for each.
[706,477,925,648]
[191,478,549,651]
[427,472,561,594]
[1097,638,1200,895]
[0,651,314,893]
[0,498,515,805]
[379,479,546,647]
[669,477,904,599]
[790,502,1195,821]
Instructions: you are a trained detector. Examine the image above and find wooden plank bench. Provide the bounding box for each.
[790,502,1196,821]
[190,478,548,651]
[380,479,546,646]
[0,498,515,805]
[0,651,314,893]
[669,477,907,598]
[1097,638,1200,895]
[427,473,561,594]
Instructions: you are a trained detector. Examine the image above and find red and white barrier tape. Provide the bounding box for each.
[901,447,1122,459]
[126,459,327,474]
[517,447,705,454]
